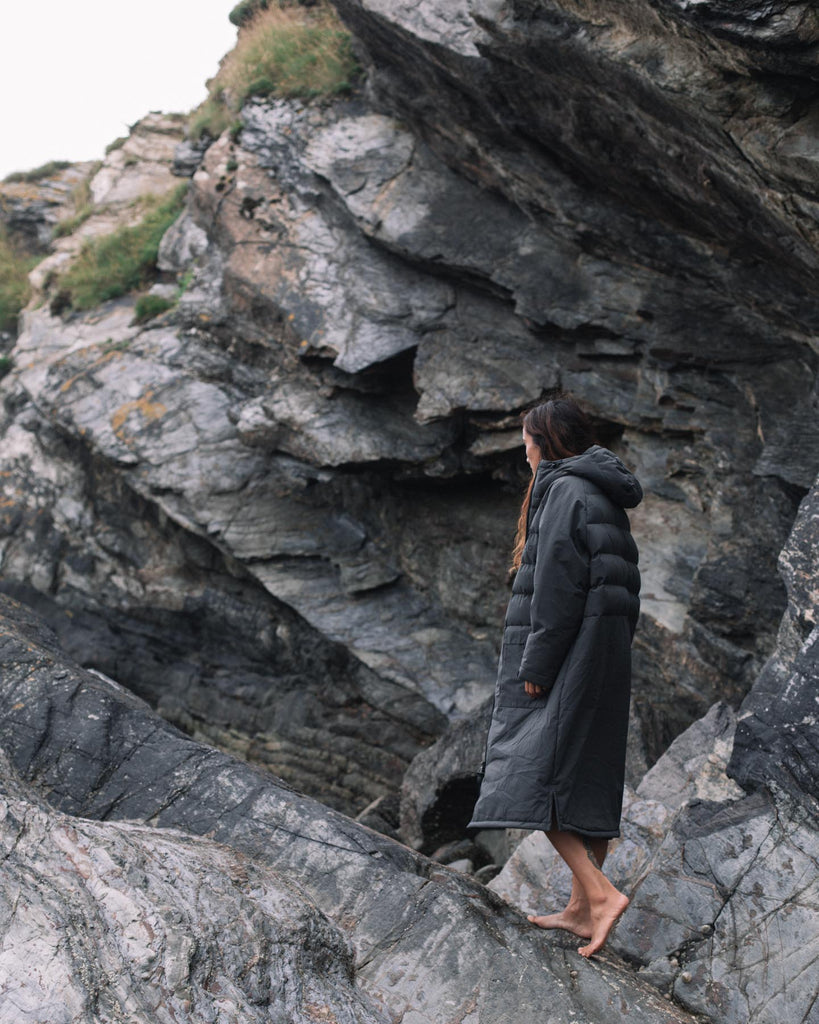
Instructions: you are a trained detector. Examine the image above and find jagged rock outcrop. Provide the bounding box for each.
[0,1,818,1018]
[23,114,187,304]
[491,474,819,1024]
[0,389,446,815]
[0,593,701,1024]
[326,0,819,761]
[0,162,97,252]
[3,0,818,801]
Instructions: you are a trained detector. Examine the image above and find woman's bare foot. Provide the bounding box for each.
[527,908,592,939]
[577,891,630,957]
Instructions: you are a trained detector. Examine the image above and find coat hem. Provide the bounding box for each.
[467,818,620,840]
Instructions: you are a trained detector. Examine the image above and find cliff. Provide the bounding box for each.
[0,1,817,1021]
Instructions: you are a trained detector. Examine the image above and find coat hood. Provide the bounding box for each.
[531,445,643,511]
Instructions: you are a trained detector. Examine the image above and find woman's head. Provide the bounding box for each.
[521,398,595,473]
[511,396,595,571]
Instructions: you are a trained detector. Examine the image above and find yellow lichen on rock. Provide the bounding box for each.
[111,390,168,439]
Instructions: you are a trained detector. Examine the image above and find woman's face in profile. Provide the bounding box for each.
[522,427,541,473]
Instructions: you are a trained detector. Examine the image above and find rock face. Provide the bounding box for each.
[0,747,381,1024]
[0,162,98,252]
[490,476,819,1024]
[1,1,819,1017]
[2,2,817,803]
[0,593,701,1024]
[0,389,446,815]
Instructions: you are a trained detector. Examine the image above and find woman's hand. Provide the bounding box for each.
[524,680,545,698]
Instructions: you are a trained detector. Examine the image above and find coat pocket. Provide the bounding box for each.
[495,626,537,708]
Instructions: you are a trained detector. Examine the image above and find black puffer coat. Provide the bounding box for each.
[469,446,642,838]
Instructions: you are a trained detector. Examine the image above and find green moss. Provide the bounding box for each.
[229,0,271,27]
[0,230,38,332]
[133,293,175,323]
[60,184,188,311]
[0,355,13,378]
[105,136,129,155]
[3,160,72,184]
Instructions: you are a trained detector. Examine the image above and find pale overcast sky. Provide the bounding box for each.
[1,0,238,179]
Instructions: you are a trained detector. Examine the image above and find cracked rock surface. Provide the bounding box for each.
[3,0,818,796]
[0,747,381,1024]
[0,594,699,1024]
[1,1,819,1018]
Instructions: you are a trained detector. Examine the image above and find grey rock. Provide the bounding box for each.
[8,308,496,718]
[729,479,819,817]
[172,137,211,177]
[3,0,817,888]
[473,827,530,868]
[626,475,819,1024]
[0,750,382,1024]
[430,838,482,865]
[473,863,502,885]
[0,162,96,251]
[620,791,819,1024]
[157,211,209,272]
[0,595,700,1024]
[2,3,819,1014]
[147,281,178,300]
[400,698,492,851]
[0,395,446,816]
[490,468,819,1023]
[90,112,184,206]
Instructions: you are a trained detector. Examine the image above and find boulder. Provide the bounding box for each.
[400,698,491,851]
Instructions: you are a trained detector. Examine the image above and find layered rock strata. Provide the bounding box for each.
[3,2,818,803]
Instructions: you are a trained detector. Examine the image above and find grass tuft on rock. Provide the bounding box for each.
[133,293,176,324]
[3,160,72,184]
[190,2,359,140]
[0,230,38,332]
[229,0,271,28]
[60,184,188,311]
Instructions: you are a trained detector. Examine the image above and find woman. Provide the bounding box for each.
[469,396,642,957]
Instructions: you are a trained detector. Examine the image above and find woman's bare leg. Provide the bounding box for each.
[528,832,628,956]
[527,838,608,938]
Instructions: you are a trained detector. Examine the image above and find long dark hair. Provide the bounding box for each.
[510,397,595,571]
